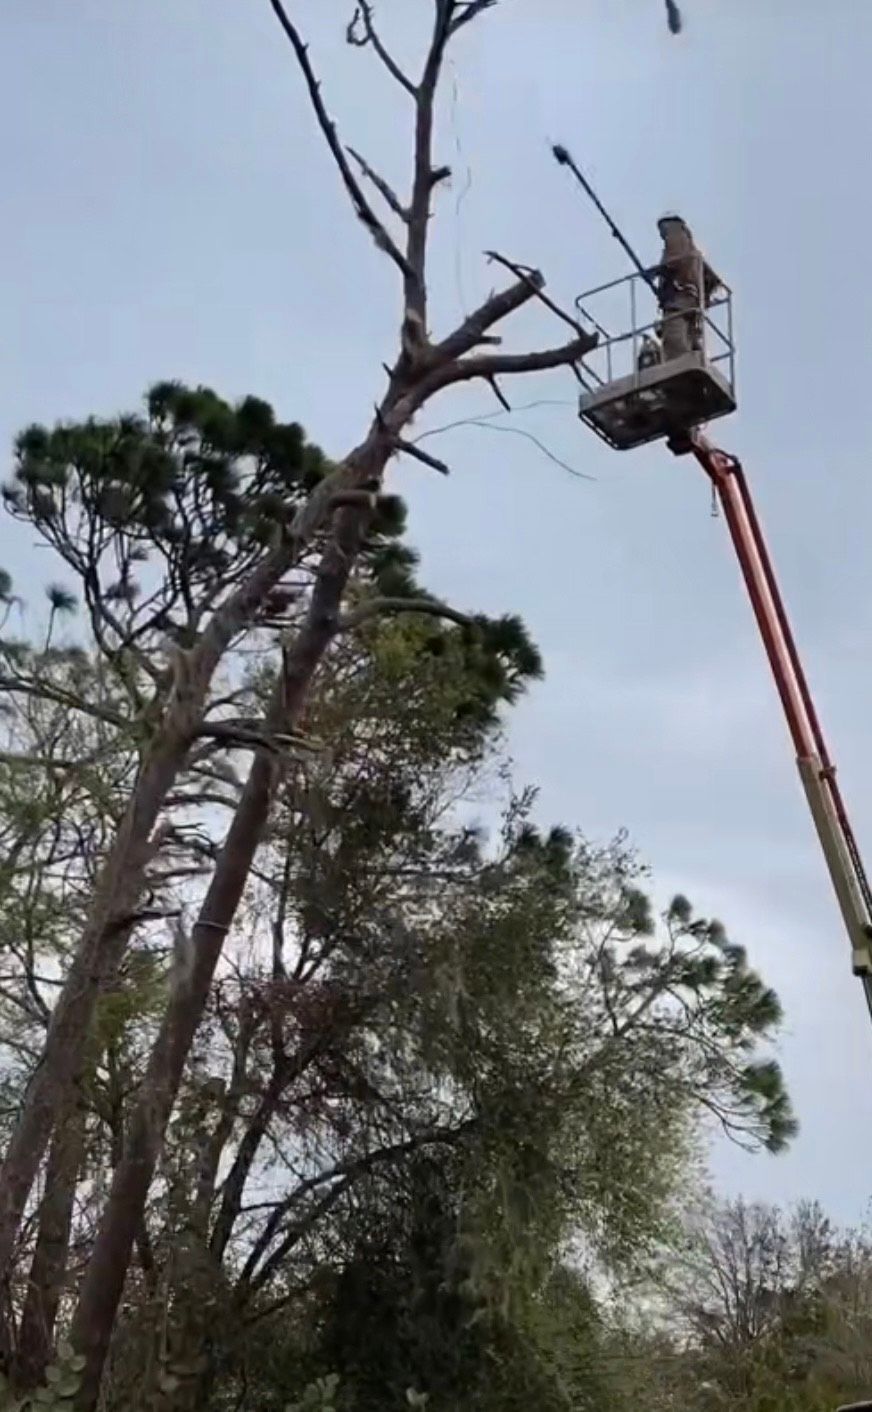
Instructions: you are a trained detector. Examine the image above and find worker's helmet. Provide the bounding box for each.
[658,211,688,231]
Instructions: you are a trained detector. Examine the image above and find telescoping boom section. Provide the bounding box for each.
[685,433,872,1006]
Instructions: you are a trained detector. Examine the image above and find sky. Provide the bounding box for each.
[4,0,872,1222]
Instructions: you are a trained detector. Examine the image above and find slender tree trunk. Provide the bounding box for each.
[68,504,372,1410]
[0,477,367,1286]
[0,738,186,1287]
[209,1071,285,1264]
[15,1093,85,1387]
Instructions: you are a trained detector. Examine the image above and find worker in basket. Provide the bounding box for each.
[655,213,720,361]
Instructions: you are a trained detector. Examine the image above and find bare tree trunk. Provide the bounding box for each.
[14,1093,85,1388]
[68,506,371,1410]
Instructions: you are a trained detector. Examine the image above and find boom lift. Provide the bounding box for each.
[571,213,872,1017]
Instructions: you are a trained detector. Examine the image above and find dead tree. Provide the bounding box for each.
[4,3,604,1403]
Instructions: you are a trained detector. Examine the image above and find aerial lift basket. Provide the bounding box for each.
[575,262,736,450]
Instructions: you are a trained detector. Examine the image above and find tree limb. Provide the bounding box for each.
[244,1120,478,1294]
[433,274,543,362]
[268,0,415,279]
[485,250,588,338]
[346,2,418,97]
[347,146,409,222]
[427,330,597,397]
[393,439,451,475]
[485,374,511,412]
[337,596,470,633]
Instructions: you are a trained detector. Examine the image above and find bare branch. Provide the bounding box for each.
[243,1120,478,1294]
[268,0,415,279]
[485,250,588,338]
[338,596,470,633]
[393,439,451,475]
[428,331,596,399]
[195,720,324,755]
[346,2,418,97]
[485,374,511,412]
[347,146,409,222]
[434,274,543,362]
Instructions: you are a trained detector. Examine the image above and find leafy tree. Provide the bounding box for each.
[612,1197,872,1412]
[94,632,791,1408]
[0,550,784,1411]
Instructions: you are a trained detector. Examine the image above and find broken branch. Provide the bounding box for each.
[393,439,450,475]
[485,250,587,338]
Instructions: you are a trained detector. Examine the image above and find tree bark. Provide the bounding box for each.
[14,1093,85,1387]
[68,500,374,1410]
[0,738,185,1288]
[0,463,374,1287]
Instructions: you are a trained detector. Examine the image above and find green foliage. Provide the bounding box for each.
[1,375,797,1412]
[622,1197,872,1412]
[0,1344,86,1411]
[7,383,320,589]
[3,384,404,688]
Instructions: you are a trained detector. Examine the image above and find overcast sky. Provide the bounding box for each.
[4,0,872,1222]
